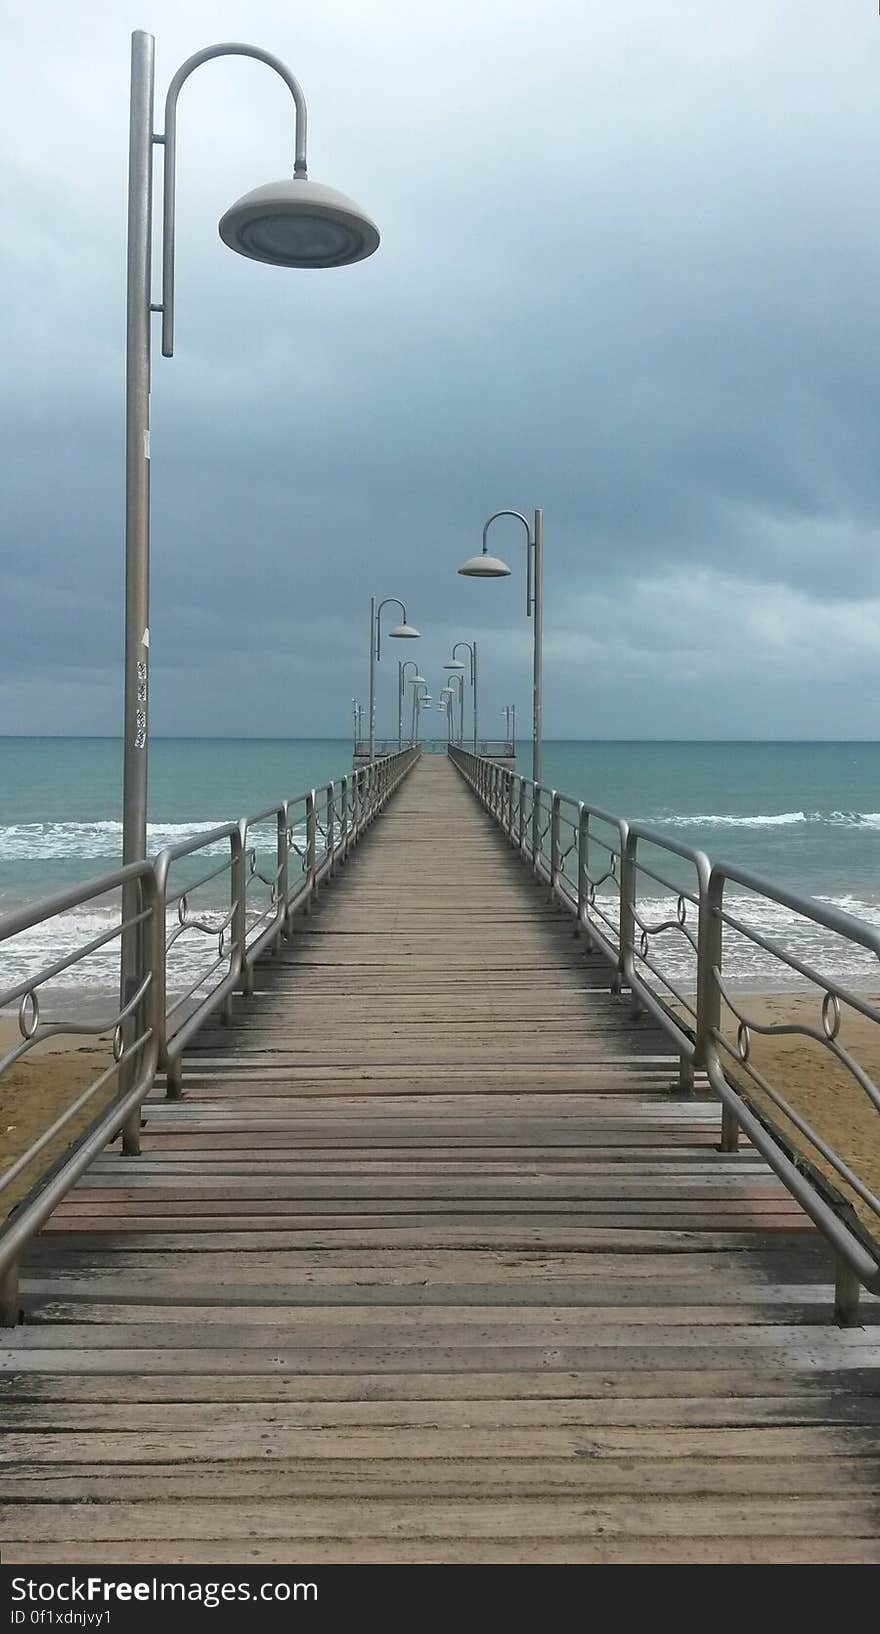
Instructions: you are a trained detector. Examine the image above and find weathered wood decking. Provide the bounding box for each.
[2,756,879,1563]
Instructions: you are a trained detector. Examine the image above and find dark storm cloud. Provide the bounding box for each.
[2,0,880,741]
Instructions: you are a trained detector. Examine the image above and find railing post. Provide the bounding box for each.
[518,780,527,857]
[507,773,515,842]
[575,805,589,942]
[835,1260,861,1327]
[550,791,561,895]
[340,776,349,863]
[121,869,160,1135]
[277,805,289,948]
[235,824,253,996]
[614,822,632,997]
[531,785,542,873]
[305,790,317,911]
[326,782,335,878]
[0,1262,19,1328]
[699,867,738,1147]
[531,781,540,865]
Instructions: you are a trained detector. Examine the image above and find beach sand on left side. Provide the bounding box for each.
[0,1018,113,1216]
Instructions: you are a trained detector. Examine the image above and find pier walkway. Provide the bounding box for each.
[2,756,880,1563]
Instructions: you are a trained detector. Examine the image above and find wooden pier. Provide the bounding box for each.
[2,756,879,1564]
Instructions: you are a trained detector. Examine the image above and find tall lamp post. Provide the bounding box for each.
[458,510,543,783]
[399,661,425,750]
[444,641,477,755]
[368,597,420,761]
[121,30,379,1038]
[445,671,464,744]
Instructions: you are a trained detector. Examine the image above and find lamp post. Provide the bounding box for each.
[458,510,543,783]
[410,682,431,745]
[444,642,477,755]
[440,689,456,741]
[121,30,379,1044]
[504,703,517,753]
[444,671,464,744]
[399,661,424,750]
[368,598,420,761]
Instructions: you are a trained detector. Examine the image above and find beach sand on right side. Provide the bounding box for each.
[687,990,880,1243]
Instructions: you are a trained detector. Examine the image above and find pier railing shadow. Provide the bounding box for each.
[0,745,420,1323]
[449,743,880,1323]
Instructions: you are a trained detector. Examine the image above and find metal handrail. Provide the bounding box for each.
[448,743,880,1320]
[0,860,161,1318]
[0,745,420,1322]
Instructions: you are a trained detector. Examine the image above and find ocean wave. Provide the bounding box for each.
[3,886,879,1003]
[645,811,880,830]
[0,896,286,1002]
[0,818,290,862]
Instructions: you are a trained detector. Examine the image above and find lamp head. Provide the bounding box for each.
[219,176,380,268]
[389,622,420,639]
[458,552,511,578]
[444,660,466,671]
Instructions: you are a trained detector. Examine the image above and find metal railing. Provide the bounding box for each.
[478,739,516,758]
[354,738,402,758]
[0,746,419,1321]
[448,744,880,1321]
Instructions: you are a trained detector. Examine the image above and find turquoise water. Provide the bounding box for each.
[536,740,880,902]
[1,736,879,993]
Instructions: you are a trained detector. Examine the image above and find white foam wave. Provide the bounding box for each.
[3,883,879,1004]
[645,811,880,830]
[0,819,290,862]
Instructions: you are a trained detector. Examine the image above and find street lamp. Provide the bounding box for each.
[369,598,420,760]
[410,682,431,744]
[439,688,455,741]
[458,510,543,783]
[504,703,517,752]
[121,31,379,1039]
[444,642,477,755]
[444,671,464,744]
[399,662,425,751]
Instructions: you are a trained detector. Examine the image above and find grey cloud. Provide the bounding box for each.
[2,1,880,740]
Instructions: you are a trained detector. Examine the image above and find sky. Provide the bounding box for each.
[2,0,880,740]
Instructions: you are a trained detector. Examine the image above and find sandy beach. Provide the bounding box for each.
[0,1018,112,1215]
[711,990,880,1241]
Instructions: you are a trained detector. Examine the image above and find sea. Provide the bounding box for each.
[1,737,879,1000]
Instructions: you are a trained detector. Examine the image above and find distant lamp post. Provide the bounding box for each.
[458,510,543,783]
[444,642,477,755]
[369,597,420,760]
[444,671,465,744]
[438,688,452,741]
[504,703,517,752]
[121,29,379,1041]
[410,682,431,744]
[399,662,425,751]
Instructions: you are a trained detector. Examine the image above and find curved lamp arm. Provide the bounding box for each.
[160,43,308,357]
[482,510,534,617]
[375,597,408,662]
[451,640,476,685]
